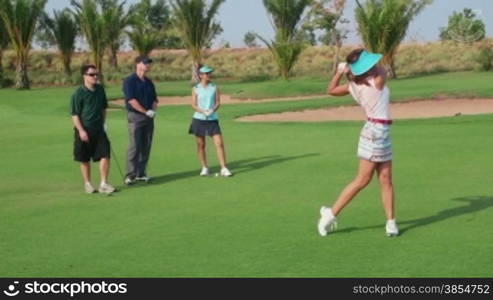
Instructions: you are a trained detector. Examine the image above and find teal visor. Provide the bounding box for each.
[199,66,214,73]
[350,51,383,76]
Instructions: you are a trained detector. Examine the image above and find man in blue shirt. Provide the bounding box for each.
[122,56,159,185]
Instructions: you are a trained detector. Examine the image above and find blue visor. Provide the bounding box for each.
[199,66,214,73]
[350,51,382,76]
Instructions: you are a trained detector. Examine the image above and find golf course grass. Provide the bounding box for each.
[1,71,492,277]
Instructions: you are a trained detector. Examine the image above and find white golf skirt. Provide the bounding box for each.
[357,121,392,163]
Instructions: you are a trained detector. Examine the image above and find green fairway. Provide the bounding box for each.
[157,71,493,100]
[1,72,493,277]
[6,71,491,102]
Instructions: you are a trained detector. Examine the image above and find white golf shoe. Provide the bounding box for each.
[136,176,152,183]
[318,207,337,236]
[220,167,233,177]
[84,182,96,194]
[124,176,135,186]
[98,183,116,194]
[200,167,209,176]
[386,219,399,237]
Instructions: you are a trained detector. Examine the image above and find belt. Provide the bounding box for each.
[368,118,393,125]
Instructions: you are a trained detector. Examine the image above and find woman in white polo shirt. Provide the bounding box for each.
[317,49,398,237]
[189,65,233,177]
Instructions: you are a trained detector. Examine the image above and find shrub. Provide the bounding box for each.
[1,39,492,87]
[475,43,493,71]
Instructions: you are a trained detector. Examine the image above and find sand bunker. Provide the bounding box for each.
[237,98,493,122]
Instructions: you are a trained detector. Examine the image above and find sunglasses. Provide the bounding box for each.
[85,73,99,77]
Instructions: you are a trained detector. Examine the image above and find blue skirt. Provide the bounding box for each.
[188,119,222,137]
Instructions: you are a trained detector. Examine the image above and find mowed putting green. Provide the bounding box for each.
[1,72,493,277]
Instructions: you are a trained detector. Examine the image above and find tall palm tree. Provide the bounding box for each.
[127,26,161,57]
[355,0,432,78]
[0,17,10,86]
[40,9,79,76]
[0,0,47,89]
[71,0,109,79]
[258,0,313,80]
[170,0,226,82]
[98,0,132,69]
[127,0,169,57]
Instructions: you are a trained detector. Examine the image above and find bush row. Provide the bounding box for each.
[1,40,492,87]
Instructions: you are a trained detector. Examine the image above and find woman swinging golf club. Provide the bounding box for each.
[188,65,232,177]
[317,49,399,237]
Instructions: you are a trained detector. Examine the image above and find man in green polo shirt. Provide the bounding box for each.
[70,65,116,194]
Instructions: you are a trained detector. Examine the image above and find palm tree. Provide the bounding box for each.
[131,0,170,31]
[355,0,432,78]
[258,0,313,80]
[39,9,79,76]
[127,26,161,57]
[98,0,132,69]
[170,0,226,82]
[0,0,47,89]
[0,17,10,87]
[127,0,169,57]
[71,0,109,79]
[261,39,306,80]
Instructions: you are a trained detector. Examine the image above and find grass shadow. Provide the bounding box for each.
[399,196,493,234]
[333,196,493,236]
[137,153,320,187]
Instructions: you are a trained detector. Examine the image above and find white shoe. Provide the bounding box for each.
[220,167,233,177]
[124,176,135,186]
[136,176,151,183]
[200,167,209,176]
[84,182,96,194]
[98,183,116,194]
[386,219,399,237]
[318,207,337,236]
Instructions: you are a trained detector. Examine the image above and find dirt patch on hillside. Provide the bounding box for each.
[237,98,493,122]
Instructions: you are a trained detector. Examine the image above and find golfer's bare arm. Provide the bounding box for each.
[373,67,387,90]
[71,115,89,142]
[327,71,349,96]
[213,87,221,112]
[191,88,207,114]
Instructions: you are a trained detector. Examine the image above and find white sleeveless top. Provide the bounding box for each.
[348,77,391,120]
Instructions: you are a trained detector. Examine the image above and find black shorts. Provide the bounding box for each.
[73,128,110,162]
[188,119,222,137]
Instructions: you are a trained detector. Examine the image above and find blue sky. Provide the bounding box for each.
[46,0,493,47]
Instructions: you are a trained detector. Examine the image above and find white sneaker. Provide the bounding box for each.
[98,183,116,194]
[318,206,337,236]
[386,219,399,237]
[84,182,96,194]
[136,176,151,183]
[200,167,209,176]
[124,176,135,186]
[220,167,233,177]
